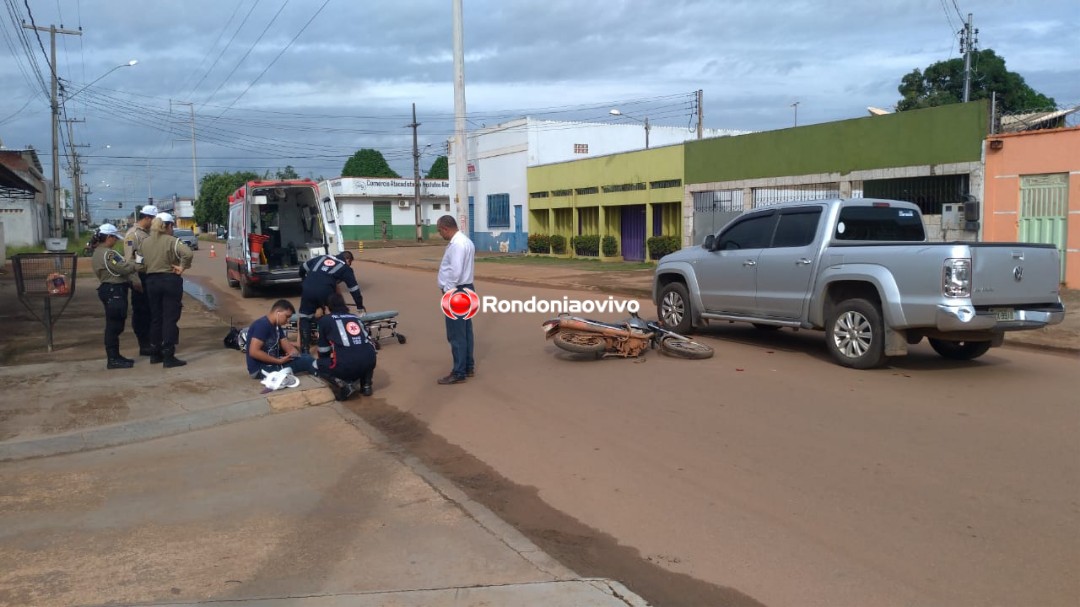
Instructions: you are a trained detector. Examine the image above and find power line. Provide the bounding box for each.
[209,0,332,122]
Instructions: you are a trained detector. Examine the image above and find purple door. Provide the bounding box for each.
[621,205,646,261]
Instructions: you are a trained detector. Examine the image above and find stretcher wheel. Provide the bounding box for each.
[373,340,381,351]
[397,334,407,344]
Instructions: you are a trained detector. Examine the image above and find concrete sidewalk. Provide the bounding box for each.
[352,242,1080,354]
[0,266,649,607]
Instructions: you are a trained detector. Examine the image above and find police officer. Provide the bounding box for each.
[91,223,140,369]
[141,212,194,368]
[123,204,158,356]
[316,292,377,400]
[297,250,364,352]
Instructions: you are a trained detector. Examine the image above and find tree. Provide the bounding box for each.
[194,170,261,227]
[896,49,1056,113]
[342,149,399,178]
[276,165,299,180]
[425,155,448,179]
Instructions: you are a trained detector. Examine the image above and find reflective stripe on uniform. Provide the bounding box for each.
[334,318,351,345]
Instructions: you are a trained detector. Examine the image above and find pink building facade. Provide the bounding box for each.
[983,127,1080,288]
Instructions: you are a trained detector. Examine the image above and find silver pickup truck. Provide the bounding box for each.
[653,198,1065,368]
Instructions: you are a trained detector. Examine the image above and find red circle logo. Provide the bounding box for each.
[441,287,479,320]
[345,321,362,336]
[323,258,335,266]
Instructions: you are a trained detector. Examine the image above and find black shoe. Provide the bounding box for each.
[162,349,187,368]
[361,383,373,396]
[466,368,475,377]
[149,347,163,364]
[107,357,134,369]
[139,346,154,356]
[437,374,466,385]
[326,378,352,401]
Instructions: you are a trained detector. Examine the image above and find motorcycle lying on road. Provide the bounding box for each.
[542,312,714,360]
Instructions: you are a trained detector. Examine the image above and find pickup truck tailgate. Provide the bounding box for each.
[970,244,1061,306]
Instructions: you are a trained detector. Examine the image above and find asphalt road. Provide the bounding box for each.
[187,248,1080,607]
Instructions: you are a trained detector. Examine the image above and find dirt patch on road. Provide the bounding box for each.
[346,398,765,607]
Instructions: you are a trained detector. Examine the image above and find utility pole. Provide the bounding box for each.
[452,0,468,235]
[64,118,87,239]
[696,89,704,140]
[24,23,81,238]
[791,101,800,127]
[171,101,199,200]
[409,103,423,242]
[960,13,978,102]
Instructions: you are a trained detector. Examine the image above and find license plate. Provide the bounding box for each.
[991,308,1015,321]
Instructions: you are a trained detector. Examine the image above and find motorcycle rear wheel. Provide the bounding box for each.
[553,331,607,354]
[659,336,714,360]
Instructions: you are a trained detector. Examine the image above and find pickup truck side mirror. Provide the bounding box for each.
[702,234,715,249]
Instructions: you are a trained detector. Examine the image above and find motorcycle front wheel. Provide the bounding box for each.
[553,331,607,354]
[659,336,714,360]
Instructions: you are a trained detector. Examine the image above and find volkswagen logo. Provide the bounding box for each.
[1013,266,1024,282]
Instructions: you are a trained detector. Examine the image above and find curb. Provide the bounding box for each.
[0,385,335,463]
[360,258,655,301]
[328,402,653,606]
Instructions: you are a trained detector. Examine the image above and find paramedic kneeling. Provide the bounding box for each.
[298,250,364,352]
[246,299,317,378]
[316,292,377,400]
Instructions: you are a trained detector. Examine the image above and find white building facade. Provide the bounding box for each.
[447,117,747,252]
[320,177,451,241]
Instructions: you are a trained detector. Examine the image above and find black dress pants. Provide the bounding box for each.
[144,273,184,350]
[98,282,129,351]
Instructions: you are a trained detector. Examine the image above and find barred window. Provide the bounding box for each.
[574,143,589,154]
[552,189,572,197]
[650,179,682,189]
[575,186,599,195]
[601,182,647,193]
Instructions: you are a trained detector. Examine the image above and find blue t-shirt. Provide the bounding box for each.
[245,315,286,376]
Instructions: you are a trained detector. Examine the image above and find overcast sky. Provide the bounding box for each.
[2,0,1077,221]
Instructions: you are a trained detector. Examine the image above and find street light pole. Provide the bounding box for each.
[609,109,650,149]
[24,23,81,238]
[791,101,799,127]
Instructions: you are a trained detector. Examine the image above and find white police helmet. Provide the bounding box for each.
[156,212,175,224]
[97,223,123,238]
[140,204,160,217]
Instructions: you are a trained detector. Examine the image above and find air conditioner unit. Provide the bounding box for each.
[398,200,410,209]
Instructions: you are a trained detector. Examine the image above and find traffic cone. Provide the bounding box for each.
[209,244,217,258]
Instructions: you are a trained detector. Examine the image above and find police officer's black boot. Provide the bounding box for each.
[361,369,374,396]
[162,346,187,368]
[106,347,134,369]
[138,341,154,357]
[149,345,163,364]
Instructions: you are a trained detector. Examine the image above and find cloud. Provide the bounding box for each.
[1,0,1076,214]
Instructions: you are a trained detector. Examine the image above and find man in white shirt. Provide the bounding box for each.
[436,215,476,384]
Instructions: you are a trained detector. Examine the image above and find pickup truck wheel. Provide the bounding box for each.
[826,298,886,369]
[928,338,992,361]
[658,283,693,334]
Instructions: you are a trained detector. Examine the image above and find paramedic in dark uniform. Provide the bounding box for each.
[123,203,158,355]
[90,223,140,369]
[316,292,377,400]
[141,212,194,368]
[297,250,364,352]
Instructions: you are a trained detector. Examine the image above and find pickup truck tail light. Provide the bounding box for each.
[942,258,971,298]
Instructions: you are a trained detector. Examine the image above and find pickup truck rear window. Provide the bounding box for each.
[835,206,925,241]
